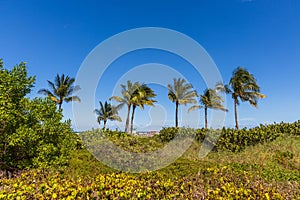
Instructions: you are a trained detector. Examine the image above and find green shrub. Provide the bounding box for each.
[0,60,76,170]
[81,121,300,157]
[157,127,179,143]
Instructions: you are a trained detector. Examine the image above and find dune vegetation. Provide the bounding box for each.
[1,60,299,199]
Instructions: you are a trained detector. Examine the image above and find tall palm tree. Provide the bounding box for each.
[94,101,122,129]
[38,74,80,110]
[130,83,157,133]
[189,88,227,129]
[110,80,139,132]
[168,78,198,128]
[216,67,265,129]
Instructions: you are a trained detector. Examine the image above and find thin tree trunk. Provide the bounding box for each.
[130,105,136,133]
[103,120,107,130]
[205,106,208,129]
[58,97,63,111]
[234,98,239,130]
[125,104,131,133]
[175,101,179,128]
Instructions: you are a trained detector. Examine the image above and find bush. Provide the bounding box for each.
[0,60,76,171]
[156,127,206,143]
[156,121,300,153]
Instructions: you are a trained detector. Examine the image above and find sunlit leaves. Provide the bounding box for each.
[0,166,297,199]
[0,61,76,170]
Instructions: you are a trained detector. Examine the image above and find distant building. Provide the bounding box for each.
[137,130,159,136]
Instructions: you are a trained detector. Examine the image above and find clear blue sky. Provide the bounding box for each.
[1,0,300,131]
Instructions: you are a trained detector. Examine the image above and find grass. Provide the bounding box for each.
[67,133,300,181]
[201,135,300,181]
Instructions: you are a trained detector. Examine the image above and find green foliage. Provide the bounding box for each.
[167,78,198,127]
[202,166,289,199]
[0,61,76,170]
[130,83,157,133]
[0,61,35,157]
[200,134,300,183]
[274,150,295,169]
[0,170,189,199]
[80,129,164,153]
[1,124,299,199]
[38,73,80,110]
[94,101,122,129]
[0,61,35,169]
[1,61,299,198]
[10,98,76,168]
[189,88,227,129]
[216,121,300,152]
[216,67,266,129]
[157,121,300,153]
[0,165,298,199]
[156,127,206,143]
[110,80,139,133]
[157,127,180,143]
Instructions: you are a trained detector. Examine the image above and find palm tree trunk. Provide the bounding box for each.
[58,97,63,111]
[234,98,239,130]
[125,104,131,133]
[175,101,179,128]
[103,120,107,130]
[205,106,208,129]
[130,105,136,133]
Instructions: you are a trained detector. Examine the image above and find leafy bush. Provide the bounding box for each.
[216,121,300,152]
[156,127,206,143]
[156,121,300,153]
[157,127,179,143]
[0,60,76,171]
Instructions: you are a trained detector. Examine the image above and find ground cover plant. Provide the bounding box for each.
[1,121,300,199]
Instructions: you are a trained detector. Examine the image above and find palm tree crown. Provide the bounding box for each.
[130,83,157,133]
[38,74,80,110]
[189,88,227,128]
[216,67,265,129]
[109,80,139,133]
[94,101,121,129]
[168,78,198,128]
[229,67,265,106]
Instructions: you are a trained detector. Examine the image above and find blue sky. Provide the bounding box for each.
[1,0,300,131]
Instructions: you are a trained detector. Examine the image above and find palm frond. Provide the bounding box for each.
[39,74,80,109]
[215,82,232,94]
[188,105,202,112]
[95,100,122,127]
[38,88,53,96]
[110,96,126,103]
[168,78,198,105]
[64,96,80,102]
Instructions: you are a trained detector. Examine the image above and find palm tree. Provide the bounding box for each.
[38,74,80,110]
[216,67,265,129]
[168,78,198,128]
[189,88,227,129]
[110,80,139,132]
[130,83,157,133]
[94,101,121,129]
